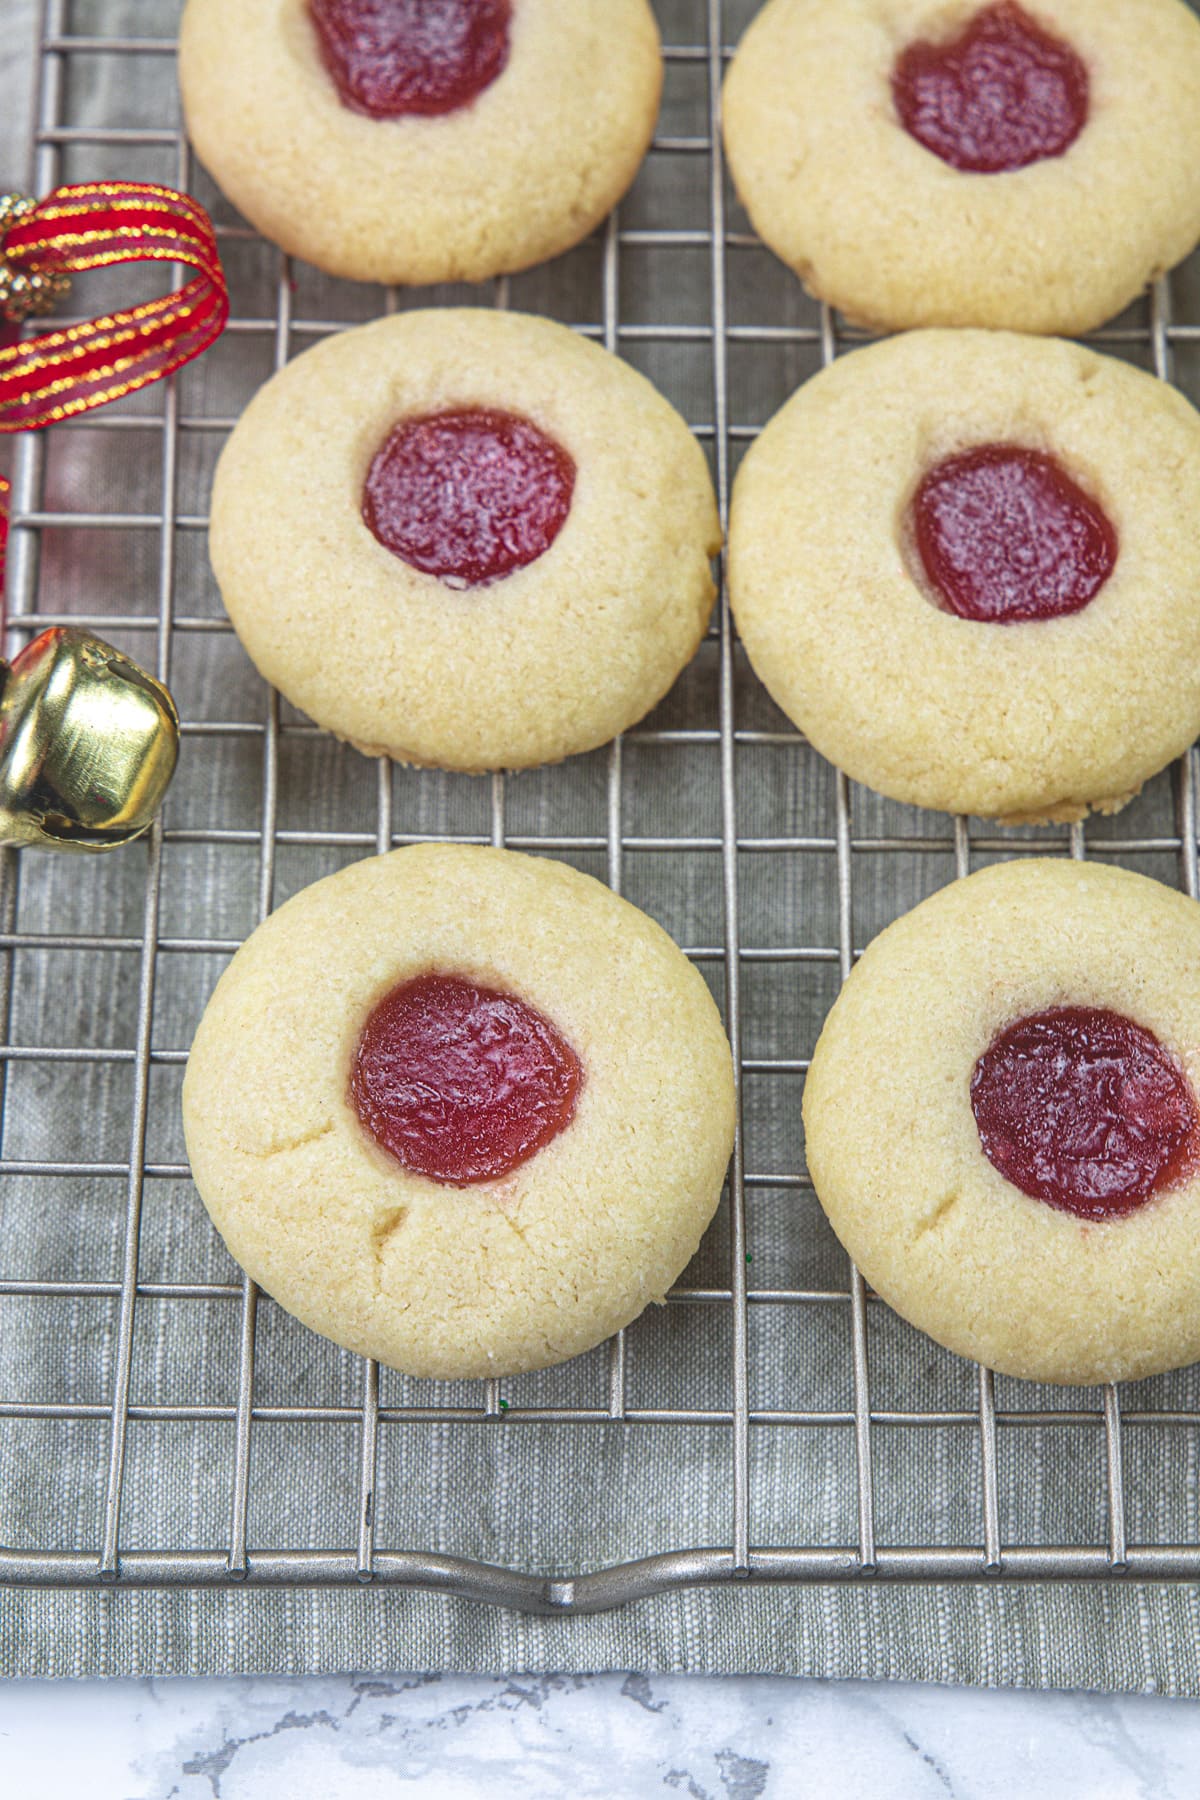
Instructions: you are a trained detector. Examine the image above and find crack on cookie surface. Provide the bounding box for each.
[496,1209,531,1249]
[912,1187,964,1241]
[238,1119,336,1160]
[369,1206,411,1297]
[371,1206,410,1254]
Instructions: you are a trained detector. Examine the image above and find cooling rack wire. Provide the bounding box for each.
[4,0,1200,1615]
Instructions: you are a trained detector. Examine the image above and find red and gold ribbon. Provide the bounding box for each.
[0,181,228,433]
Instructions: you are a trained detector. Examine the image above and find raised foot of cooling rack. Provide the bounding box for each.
[0,1546,1186,1612]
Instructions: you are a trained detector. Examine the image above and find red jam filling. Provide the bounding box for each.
[309,0,511,119]
[351,972,582,1185]
[971,1007,1198,1219]
[892,1,1089,173]
[912,445,1117,624]
[363,408,576,589]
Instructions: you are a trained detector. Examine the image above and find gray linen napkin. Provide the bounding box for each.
[4,0,1200,1689]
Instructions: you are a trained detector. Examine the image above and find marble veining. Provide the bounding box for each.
[3,1673,1200,1798]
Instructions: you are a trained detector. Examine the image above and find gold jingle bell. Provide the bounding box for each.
[0,193,71,326]
[0,628,179,852]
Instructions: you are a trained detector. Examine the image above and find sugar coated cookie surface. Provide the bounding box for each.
[722,0,1200,334]
[179,0,662,285]
[728,330,1200,824]
[804,859,1200,1386]
[209,308,721,772]
[182,844,736,1380]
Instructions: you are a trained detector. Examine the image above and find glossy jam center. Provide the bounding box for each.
[309,0,511,119]
[971,1007,1198,1219]
[912,445,1117,624]
[363,408,576,589]
[351,973,582,1185]
[892,1,1089,173]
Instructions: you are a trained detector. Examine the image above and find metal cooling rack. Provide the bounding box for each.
[5,0,1200,1616]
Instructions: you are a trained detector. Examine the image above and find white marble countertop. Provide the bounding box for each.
[2,1670,1200,1797]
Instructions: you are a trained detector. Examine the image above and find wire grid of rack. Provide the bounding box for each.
[5,0,1200,1618]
